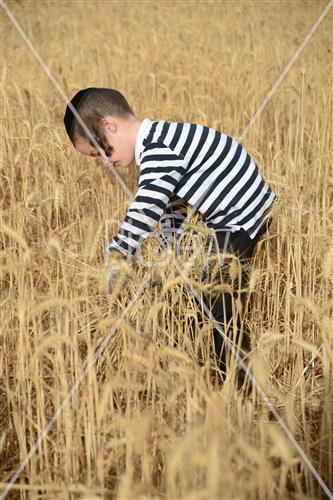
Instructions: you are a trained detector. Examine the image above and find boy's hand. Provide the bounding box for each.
[104,250,130,295]
[151,266,163,287]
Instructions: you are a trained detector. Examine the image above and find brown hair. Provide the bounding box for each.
[65,88,135,155]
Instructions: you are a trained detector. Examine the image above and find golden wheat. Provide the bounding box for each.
[1,1,332,499]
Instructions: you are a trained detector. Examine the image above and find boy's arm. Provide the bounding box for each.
[107,144,186,257]
[159,195,188,248]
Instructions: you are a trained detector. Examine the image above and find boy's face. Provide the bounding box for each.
[73,115,137,168]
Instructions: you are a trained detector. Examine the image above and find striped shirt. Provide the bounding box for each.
[107,118,277,256]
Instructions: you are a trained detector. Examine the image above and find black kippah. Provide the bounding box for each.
[63,87,97,139]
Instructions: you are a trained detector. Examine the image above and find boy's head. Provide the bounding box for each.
[63,87,140,167]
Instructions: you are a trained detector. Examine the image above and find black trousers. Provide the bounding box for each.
[200,218,272,382]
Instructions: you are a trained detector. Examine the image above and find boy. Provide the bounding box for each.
[64,87,277,385]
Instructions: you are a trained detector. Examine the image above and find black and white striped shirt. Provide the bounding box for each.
[107,118,277,256]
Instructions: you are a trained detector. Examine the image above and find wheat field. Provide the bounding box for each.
[1,1,332,498]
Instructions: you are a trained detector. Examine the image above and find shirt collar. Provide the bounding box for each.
[135,118,154,166]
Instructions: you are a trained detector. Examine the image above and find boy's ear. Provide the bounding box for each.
[100,115,117,133]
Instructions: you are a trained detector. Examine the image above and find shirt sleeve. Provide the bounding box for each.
[107,143,186,257]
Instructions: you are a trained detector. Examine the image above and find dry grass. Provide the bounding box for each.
[1,1,332,498]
